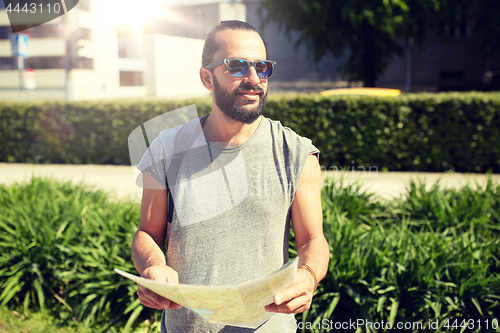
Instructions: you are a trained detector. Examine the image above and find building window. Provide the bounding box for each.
[73,57,94,70]
[0,27,11,40]
[440,71,464,82]
[118,44,127,58]
[439,71,465,91]
[30,24,62,38]
[120,71,143,86]
[0,57,15,70]
[25,56,65,69]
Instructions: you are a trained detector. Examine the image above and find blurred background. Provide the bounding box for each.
[1,0,499,101]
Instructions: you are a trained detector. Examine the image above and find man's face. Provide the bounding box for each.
[212,73,267,124]
[210,30,269,124]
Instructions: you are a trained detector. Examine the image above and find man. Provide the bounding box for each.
[132,20,330,332]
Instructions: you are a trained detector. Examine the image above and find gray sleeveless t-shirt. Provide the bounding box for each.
[138,115,319,333]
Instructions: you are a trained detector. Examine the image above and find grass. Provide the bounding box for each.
[296,178,500,332]
[0,178,157,333]
[0,307,85,333]
[0,307,159,333]
[1,176,499,332]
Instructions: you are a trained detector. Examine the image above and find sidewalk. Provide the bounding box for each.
[0,163,498,202]
[0,163,143,202]
[323,170,499,200]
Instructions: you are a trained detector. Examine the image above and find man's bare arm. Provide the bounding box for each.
[266,154,330,314]
[131,172,182,310]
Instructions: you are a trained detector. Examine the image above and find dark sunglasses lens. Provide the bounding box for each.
[256,61,273,79]
[227,59,248,77]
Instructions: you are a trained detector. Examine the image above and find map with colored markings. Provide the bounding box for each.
[114,258,298,328]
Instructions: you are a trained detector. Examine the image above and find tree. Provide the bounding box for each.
[260,0,439,87]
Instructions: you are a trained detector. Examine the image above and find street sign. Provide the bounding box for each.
[12,33,29,58]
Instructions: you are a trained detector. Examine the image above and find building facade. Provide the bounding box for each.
[0,0,153,100]
[1,0,497,101]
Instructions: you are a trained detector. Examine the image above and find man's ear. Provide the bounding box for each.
[200,68,214,91]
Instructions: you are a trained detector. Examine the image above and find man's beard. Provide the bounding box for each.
[213,76,267,124]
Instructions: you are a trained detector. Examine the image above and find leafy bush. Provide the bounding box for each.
[0,178,155,332]
[1,92,499,172]
[0,98,212,165]
[0,177,499,332]
[392,179,500,236]
[296,179,500,332]
[264,92,500,173]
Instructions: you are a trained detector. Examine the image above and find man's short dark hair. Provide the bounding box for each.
[202,20,260,68]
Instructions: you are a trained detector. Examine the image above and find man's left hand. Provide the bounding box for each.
[264,268,315,314]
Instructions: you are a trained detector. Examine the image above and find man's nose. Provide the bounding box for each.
[244,66,262,85]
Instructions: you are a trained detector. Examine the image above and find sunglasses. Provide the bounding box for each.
[206,58,276,79]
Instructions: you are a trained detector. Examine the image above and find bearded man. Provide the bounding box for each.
[131,20,330,333]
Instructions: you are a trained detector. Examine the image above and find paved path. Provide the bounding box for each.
[0,163,498,202]
[0,163,143,202]
[324,170,499,201]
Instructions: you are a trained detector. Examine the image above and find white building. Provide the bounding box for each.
[0,0,231,101]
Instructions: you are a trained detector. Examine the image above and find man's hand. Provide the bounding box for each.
[137,265,183,310]
[264,268,315,314]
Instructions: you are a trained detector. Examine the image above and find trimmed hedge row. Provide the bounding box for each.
[1,92,499,172]
[265,92,500,173]
[0,98,211,165]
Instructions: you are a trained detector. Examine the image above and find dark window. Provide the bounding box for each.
[120,71,143,86]
[0,57,15,70]
[118,44,127,58]
[25,56,65,69]
[440,71,464,82]
[29,24,62,38]
[0,26,11,39]
[439,71,466,91]
[74,57,93,70]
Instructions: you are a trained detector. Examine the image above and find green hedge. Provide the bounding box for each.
[1,92,499,172]
[0,99,212,165]
[265,92,500,173]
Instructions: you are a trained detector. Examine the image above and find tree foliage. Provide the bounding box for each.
[260,0,439,87]
[260,0,499,86]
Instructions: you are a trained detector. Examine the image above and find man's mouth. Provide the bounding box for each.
[237,90,260,100]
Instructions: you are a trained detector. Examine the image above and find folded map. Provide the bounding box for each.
[114,257,298,328]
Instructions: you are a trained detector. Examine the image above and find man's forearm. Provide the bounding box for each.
[132,230,167,275]
[296,235,330,283]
